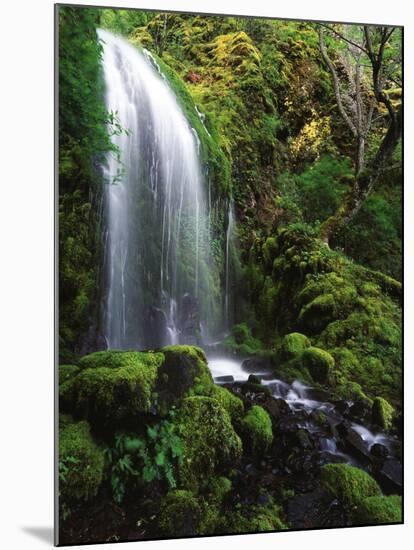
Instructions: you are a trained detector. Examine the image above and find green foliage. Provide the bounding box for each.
[372,397,395,430]
[105,414,183,504]
[240,405,273,456]
[58,6,119,351]
[175,396,242,491]
[59,364,80,383]
[294,155,352,224]
[223,323,263,356]
[321,464,381,512]
[59,417,105,509]
[355,495,402,525]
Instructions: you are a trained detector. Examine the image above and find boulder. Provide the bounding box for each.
[301,347,334,384]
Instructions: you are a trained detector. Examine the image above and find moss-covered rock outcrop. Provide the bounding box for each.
[59,417,105,507]
[320,463,381,512]
[355,495,402,525]
[175,396,242,491]
[240,405,273,456]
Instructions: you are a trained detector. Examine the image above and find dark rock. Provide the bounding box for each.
[143,306,169,348]
[295,429,313,450]
[260,396,290,423]
[215,375,234,383]
[248,374,261,385]
[306,387,331,402]
[343,428,371,463]
[348,399,372,423]
[332,400,351,417]
[370,443,389,459]
[241,356,272,373]
[287,488,347,529]
[178,293,200,344]
[377,459,402,494]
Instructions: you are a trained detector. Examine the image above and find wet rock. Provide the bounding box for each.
[343,428,371,463]
[287,488,347,529]
[248,374,261,385]
[306,387,331,402]
[278,412,309,433]
[178,293,200,344]
[241,356,272,373]
[348,399,372,424]
[332,400,351,417]
[377,459,402,494]
[215,375,234,383]
[260,396,290,423]
[370,443,389,459]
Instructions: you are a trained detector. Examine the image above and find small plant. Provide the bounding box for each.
[105,411,184,504]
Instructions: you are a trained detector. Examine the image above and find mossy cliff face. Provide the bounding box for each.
[247,225,401,405]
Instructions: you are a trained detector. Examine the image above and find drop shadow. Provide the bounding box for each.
[21,526,54,545]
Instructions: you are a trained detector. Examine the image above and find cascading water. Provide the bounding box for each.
[224,201,235,330]
[98,29,217,349]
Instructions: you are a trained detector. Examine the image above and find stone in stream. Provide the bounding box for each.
[348,399,372,424]
[214,375,234,383]
[259,395,291,423]
[343,428,372,463]
[376,459,402,494]
[241,356,272,373]
[370,443,389,459]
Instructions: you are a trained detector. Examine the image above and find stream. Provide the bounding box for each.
[207,356,402,496]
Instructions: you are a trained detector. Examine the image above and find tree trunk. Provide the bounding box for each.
[319,106,402,244]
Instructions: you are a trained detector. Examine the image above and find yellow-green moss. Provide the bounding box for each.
[59,364,80,383]
[215,501,287,534]
[60,350,164,424]
[321,464,381,512]
[372,397,395,430]
[301,346,334,383]
[240,405,273,456]
[279,332,310,361]
[157,490,202,537]
[355,495,402,525]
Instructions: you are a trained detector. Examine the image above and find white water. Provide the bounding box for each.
[98,29,215,349]
[208,357,251,382]
[224,202,235,329]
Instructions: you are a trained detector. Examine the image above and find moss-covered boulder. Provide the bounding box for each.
[372,397,395,431]
[215,501,286,534]
[321,464,381,512]
[175,396,242,490]
[301,346,334,383]
[157,490,202,537]
[154,345,213,414]
[59,417,105,507]
[59,364,80,383]
[355,495,402,525]
[209,385,244,424]
[240,405,273,456]
[60,350,164,426]
[279,332,310,361]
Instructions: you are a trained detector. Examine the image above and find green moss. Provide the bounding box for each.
[157,490,202,537]
[209,385,244,424]
[240,405,273,456]
[59,364,80,383]
[321,464,381,512]
[59,417,104,505]
[216,501,286,534]
[155,345,213,413]
[355,495,402,525]
[372,397,395,430]
[175,396,242,491]
[279,332,310,361]
[223,323,263,356]
[301,346,334,383]
[205,476,232,505]
[60,350,164,425]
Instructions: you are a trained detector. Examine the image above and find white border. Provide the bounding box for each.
[0,0,411,548]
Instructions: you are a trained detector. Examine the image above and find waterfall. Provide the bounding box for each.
[224,201,235,330]
[98,29,215,349]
